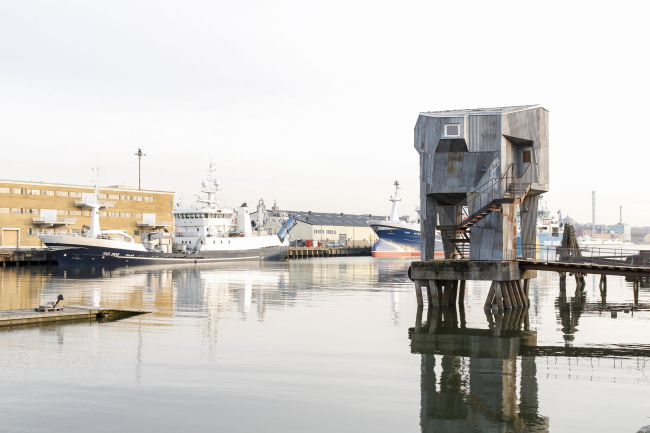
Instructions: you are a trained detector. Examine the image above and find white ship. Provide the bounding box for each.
[39,165,296,266]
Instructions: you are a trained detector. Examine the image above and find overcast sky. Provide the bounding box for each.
[1,1,648,225]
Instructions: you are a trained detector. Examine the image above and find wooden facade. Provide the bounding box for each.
[414,105,549,261]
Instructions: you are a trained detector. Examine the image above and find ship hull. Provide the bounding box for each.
[370,222,444,258]
[40,235,288,267]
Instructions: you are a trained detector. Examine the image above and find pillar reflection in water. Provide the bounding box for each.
[410,306,549,433]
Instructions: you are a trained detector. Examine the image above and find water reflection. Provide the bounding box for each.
[411,306,548,432]
[411,303,650,432]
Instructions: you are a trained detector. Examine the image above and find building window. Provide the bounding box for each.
[12,208,24,214]
[27,209,39,215]
[444,124,460,137]
[56,191,69,197]
[42,229,54,235]
[98,194,108,199]
[108,194,120,200]
[144,196,154,202]
[58,210,69,216]
[56,229,69,235]
[522,150,532,163]
[133,196,143,202]
[43,190,54,196]
[27,228,40,235]
[0,208,9,213]
[12,188,25,194]
[71,229,81,235]
[83,211,92,216]
[109,212,119,217]
[27,189,40,195]
[99,212,107,217]
[169,201,172,206]
[120,212,132,218]
[133,213,143,218]
[70,210,82,216]
[0,187,9,194]
[133,230,141,236]
[70,191,81,198]
[121,195,131,201]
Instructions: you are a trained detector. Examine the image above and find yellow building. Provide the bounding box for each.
[0,180,174,249]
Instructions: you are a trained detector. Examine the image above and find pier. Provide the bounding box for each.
[0,249,56,267]
[286,246,370,259]
[0,306,148,328]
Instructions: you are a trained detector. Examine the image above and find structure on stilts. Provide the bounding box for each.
[409,105,549,310]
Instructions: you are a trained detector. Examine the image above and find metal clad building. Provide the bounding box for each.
[284,210,384,246]
[0,179,174,249]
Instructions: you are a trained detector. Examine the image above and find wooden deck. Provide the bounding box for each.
[0,306,148,328]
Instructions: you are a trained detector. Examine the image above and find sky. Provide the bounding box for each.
[0,1,649,225]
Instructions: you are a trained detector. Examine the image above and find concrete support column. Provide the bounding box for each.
[424,195,438,261]
[414,280,424,307]
[520,195,539,259]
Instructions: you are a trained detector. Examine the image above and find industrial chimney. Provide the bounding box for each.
[592,191,596,231]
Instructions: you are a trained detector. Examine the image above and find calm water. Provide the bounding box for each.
[1,258,650,432]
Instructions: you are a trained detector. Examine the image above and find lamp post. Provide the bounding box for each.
[135,148,146,189]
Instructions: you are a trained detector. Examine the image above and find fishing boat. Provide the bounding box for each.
[369,181,443,258]
[39,165,296,266]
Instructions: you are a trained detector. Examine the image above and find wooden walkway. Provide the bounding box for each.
[0,306,148,328]
[517,245,650,278]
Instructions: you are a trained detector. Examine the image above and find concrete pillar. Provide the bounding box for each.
[520,195,539,259]
[428,280,439,307]
[441,280,452,306]
[500,282,512,309]
[424,195,438,261]
[485,281,496,309]
[415,306,423,332]
[458,280,466,304]
[494,281,504,310]
[414,280,424,307]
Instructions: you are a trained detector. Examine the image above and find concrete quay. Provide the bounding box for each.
[409,260,538,310]
[0,249,56,267]
[287,246,371,259]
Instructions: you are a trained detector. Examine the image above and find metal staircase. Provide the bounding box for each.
[437,164,533,258]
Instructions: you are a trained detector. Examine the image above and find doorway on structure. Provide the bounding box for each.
[505,135,535,183]
[2,229,19,248]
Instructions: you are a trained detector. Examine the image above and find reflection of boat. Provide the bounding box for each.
[370,181,443,258]
[39,165,296,266]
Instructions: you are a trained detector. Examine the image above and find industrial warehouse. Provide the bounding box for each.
[0,179,174,249]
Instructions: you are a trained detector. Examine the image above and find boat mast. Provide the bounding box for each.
[389,181,401,222]
[88,167,102,238]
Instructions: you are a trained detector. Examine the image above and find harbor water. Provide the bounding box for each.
[1,258,650,432]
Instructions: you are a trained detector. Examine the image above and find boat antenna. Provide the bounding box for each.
[389,180,401,222]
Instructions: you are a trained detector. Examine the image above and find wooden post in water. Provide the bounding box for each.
[428,280,439,307]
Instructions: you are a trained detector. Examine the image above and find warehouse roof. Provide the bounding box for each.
[421,105,541,117]
[283,210,387,227]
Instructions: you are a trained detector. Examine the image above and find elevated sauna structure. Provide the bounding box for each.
[411,105,549,309]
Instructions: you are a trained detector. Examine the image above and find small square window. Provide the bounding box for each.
[522,150,532,163]
[444,124,460,137]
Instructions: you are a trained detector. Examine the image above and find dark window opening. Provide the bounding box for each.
[522,150,532,163]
